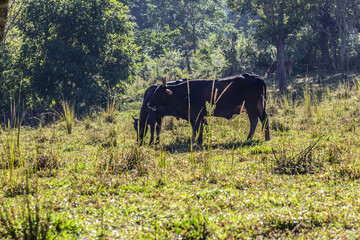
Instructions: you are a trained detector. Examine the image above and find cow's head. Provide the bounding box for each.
[132,116,139,132]
[147,84,173,112]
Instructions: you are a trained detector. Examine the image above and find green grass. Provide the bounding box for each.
[1,74,360,239]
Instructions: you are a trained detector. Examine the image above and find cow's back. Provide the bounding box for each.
[211,74,265,118]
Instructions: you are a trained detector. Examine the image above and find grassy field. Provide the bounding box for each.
[1,74,360,239]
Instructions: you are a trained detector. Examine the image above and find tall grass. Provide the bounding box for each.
[1,106,25,183]
[105,96,120,123]
[56,100,75,134]
[1,130,22,184]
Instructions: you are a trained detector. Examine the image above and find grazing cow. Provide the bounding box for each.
[147,74,270,144]
[267,59,293,77]
[133,79,187,145]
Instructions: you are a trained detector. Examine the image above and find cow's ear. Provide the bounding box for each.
[165,89,173,96]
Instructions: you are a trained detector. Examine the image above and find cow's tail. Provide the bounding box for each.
[261,80,270,140]
[262,80,267,116]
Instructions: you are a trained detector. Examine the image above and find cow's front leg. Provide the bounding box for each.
[138,120,148,146]
[149,123,155,145]
[155,117,162,145]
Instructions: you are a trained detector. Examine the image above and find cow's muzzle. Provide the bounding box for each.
[147,103,157,111]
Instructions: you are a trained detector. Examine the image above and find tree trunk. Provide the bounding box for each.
[185,45,191,74]
[318,31,331,67]
[192,23,196,54]
[338,12,347,72]
[276,35,287,93]
[0,0,9,44]
[329,32,337,70]
[335,0,351,73]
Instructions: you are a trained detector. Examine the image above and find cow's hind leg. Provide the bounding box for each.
[246,110,258,141]
[259,112,270,141]
[256,98,271,141]
[148,113,156,145]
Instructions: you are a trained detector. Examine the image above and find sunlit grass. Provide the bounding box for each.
[1,75,360,238]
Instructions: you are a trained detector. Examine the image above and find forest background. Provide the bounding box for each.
[0,0,360,121]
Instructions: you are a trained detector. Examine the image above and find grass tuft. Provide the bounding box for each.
[30,150,61,177]
[272,138,322,175]
[0,132,21,170]
[56,100,75,134]
[104,97,120,123]
[98,144,148,176]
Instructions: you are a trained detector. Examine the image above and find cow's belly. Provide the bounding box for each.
[213,104,244,119]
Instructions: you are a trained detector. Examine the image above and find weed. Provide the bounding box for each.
[325,86,333,101]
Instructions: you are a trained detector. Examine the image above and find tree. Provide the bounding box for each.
[228,0,313,93]
[10,0,137,113]
[132,0,227,72]
[334,0,360,72]
[310,1,337,70]
[0,0,9,44]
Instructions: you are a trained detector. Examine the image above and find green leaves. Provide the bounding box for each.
[10,0,138,113]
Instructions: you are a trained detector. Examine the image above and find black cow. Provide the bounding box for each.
[147,74,270,144]
[133,79,187,145]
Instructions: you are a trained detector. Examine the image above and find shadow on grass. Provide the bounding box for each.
[162,138,261,153]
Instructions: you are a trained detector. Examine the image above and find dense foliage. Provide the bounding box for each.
[1,0,137,115]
